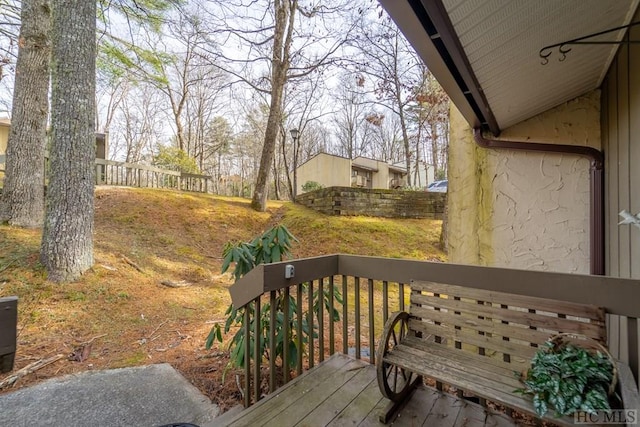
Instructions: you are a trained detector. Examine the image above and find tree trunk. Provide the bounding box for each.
[431,123,440,179]
[41,0,96,282]
[0,0,51,228]
[251,0,294,212]
[399,106,411,187]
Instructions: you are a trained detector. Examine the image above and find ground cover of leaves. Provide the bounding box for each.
[0,186,445,412]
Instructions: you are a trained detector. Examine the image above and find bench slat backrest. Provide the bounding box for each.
[0,296,18,373]
[408,281,606,364]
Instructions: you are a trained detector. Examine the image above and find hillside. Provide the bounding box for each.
[0,187,445,409]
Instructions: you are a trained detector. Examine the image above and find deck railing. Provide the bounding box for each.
[228,254,640,407]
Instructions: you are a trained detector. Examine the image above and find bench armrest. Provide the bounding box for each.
[616,360,639,416]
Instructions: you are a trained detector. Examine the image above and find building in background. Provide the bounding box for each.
[296,153,408,194]
[0,118,9,156]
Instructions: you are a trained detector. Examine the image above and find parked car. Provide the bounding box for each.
[427,179,447,193]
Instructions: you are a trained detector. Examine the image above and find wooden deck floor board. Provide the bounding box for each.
[326,379,383,426]
[264,360,369,426]
[296,366,378,427]
[453,399,488,426]
[209,354,518,427]
[221,355,354,426]
[387,385,440,426]
[421,393,462,427]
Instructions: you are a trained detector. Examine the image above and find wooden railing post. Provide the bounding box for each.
[318,278,324,363]
[328,277,335,356]
[253,297,261,404]
[296,284,303,376]
[244,306,250,407]
[307,281,314,368]
[269,291,276,393]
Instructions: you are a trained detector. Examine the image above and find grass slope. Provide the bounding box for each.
[0,187,445,409]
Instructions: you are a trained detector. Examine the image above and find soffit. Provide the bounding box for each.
[440,0,639,129]
[381,0,639,132]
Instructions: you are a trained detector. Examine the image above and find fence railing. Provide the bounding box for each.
[0,156,210,193]
[227,254,640,408]
[95,159,210,193]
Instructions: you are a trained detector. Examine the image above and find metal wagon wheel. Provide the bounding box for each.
[375,311,419,402]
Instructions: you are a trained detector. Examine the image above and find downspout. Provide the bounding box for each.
[472,128,605,276]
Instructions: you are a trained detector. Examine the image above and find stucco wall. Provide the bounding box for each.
[448,90,600,273]
[297,153,352,194]
[0,122,8,155]
[353,157,390,189]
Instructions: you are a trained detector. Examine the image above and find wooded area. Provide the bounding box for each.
[0,0,450,280]
[0,0,450,197]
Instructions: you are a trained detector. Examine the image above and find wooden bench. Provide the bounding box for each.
[375,281,640,425]
[0,296,18,373]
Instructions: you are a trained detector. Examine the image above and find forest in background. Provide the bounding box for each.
[0,0,450,200]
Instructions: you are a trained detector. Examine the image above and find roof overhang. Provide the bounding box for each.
[352,164,378,172]
[380,0,639,135]
[389,165,407,173]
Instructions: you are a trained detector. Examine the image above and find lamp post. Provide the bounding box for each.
[290,128,299,199]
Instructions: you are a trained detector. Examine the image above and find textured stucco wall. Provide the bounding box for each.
[449,91,600,273]
[297,153,351,194]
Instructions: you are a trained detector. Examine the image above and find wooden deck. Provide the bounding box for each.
[210,353,517,427]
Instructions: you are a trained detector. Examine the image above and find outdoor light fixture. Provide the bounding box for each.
[290,128,300,199]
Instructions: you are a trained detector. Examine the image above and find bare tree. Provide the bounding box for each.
[0,0,20,95]
[0,0,50,228]
[281,68,330,199]
[354,12,419,185]
[364,110,403,164]
[407,64,450,181]
[110,84,165,163]
[200,0,362,211]
[332,73,368,160]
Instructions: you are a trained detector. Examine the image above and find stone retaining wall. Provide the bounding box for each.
[295,186,445,219]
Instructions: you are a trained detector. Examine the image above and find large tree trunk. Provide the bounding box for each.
[41,0,96,282]
[0,0,51,228]
[251,0,294,212]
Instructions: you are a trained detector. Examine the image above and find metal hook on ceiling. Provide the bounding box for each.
[539,48,552,65]
[538,21,640,65]
[558,44,572,62]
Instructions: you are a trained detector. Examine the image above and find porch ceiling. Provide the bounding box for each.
[380,0,639,133]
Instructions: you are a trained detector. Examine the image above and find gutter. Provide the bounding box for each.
[473,129,605,276]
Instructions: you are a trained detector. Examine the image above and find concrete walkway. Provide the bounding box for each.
[0,364,219,427]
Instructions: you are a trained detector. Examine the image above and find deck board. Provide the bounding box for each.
[210,353,517,427]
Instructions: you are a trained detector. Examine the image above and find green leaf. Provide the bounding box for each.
[533,393,548,417]
[205,324,220,349]
[519,340,614,417]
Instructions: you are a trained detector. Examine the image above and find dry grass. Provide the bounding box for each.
[0,186,445,411]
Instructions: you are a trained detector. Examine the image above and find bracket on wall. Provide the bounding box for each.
[539,21,640,65]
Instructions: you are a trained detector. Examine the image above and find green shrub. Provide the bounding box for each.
[153,146,200,174]
[206,225,342,375]
[301,181,324,192]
